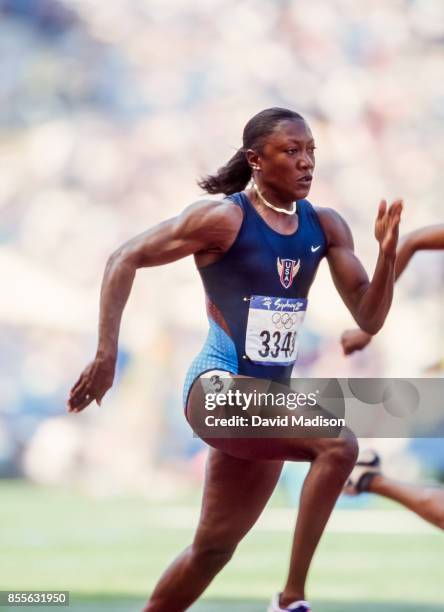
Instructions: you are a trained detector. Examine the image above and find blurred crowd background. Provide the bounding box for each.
[1,0,443,498]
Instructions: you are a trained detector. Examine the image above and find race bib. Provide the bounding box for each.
[245,295,307,366]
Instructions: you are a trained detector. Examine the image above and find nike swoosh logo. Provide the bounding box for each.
[311,245,321,252]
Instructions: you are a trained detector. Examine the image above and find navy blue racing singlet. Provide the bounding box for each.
[183,191,328,405]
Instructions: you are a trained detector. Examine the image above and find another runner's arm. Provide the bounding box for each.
[318,200,402,335]
[396,223,444,280]
[341,222,443,355]
[67,200,238,412]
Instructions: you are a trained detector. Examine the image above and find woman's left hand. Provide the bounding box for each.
[374,199,403,257]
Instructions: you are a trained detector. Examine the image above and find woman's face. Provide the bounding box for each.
[256,119,316,201]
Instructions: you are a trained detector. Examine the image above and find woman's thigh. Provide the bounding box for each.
[186,371,351,462]
[193,447,283,550]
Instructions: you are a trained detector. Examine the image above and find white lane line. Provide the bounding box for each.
[143,508,439,534]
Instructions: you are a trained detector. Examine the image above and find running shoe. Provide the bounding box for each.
[344,448,381,495]
[268,593,312,611]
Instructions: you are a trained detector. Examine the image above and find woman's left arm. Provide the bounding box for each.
[317,199,403,335]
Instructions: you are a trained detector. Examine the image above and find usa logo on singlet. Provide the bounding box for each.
[277,257,300,289]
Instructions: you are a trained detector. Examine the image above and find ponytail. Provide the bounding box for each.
[197,149,252,196]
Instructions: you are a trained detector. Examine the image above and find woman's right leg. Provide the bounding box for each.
[278,431,358,606]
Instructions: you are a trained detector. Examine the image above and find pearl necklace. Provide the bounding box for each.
[252,182,297,215]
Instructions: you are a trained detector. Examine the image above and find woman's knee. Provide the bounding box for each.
[321,430,359,473]
[190,539,237,571]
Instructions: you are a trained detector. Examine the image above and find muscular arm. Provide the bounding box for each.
[96,200,238,359]
[318,201,402,335]
[341,222,443,355]
[68,200,241,411]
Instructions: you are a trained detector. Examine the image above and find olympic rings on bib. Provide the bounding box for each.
[271,312,297,330]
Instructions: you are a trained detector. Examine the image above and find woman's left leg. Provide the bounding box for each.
[142,448,284,612]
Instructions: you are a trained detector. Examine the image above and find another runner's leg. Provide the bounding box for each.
[142,449,283,612]
[368,475,444,530]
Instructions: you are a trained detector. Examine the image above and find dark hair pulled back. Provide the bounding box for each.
[198,107,304,195]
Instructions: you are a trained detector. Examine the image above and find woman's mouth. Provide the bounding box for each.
[296,175,313,185]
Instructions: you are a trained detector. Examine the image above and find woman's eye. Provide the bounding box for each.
[287,149,298,155]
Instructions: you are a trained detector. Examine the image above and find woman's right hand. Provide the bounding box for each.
[67,355,116,413]
[341,329,373,355]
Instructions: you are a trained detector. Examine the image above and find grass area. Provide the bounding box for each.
[1,481,443,611]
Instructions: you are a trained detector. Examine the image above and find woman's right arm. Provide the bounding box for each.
[67,199,239,412]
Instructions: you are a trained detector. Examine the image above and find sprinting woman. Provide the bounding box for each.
[67,107,402,612]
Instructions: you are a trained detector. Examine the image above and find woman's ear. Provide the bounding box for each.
[245,149,261,172]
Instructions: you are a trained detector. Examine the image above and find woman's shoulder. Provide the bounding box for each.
[314,206,353,247]
[180,197,243,234]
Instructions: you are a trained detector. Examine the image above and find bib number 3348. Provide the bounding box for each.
[245,295,307,366]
